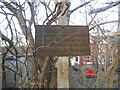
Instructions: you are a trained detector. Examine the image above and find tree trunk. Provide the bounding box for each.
[0,34,2,89]
[105,44,118,88]
[39,57,50,88]
[118,0,120,66]
[118,2,120,32]
[2,53,7,88]
[49,68,57,88]
[15,9,39,88]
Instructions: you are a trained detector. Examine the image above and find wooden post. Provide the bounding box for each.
[57,0,70,88]
[57,57,69,88]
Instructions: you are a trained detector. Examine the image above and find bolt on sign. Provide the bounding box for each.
[35,25,90,56]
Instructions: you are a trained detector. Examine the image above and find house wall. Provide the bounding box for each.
[79,43,112,66]
[78,44,98,65]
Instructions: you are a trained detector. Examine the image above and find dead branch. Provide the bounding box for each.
[3,2,35,51]
[44,1,71,25]
[27,2,36,27]
[70,0,94,14]
[1,8,14,40]
[90,1,120,14]
[39,57,51,88]
[2,2,16,14]
[0,31,14,48]
[89,20,117,31]
[4,65,22,77]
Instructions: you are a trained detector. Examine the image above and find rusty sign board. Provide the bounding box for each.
[35,25,90,56]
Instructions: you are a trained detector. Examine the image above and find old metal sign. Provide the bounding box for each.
[35,25,90,56]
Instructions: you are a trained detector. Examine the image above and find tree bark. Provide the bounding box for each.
[0,36,2,89]
[118,2,120,63]
[2,2,39,88]
[90,1,120,14]
[49,68,57,88]
[39,57,50,88]
[105,44,118,88]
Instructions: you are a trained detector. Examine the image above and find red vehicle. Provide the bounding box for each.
[83,65,97,77]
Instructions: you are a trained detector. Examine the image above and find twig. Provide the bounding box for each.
[69,0,94,14]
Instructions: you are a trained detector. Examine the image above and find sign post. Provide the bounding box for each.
[57,14,70,88]
[57,57,69,88]
[35,25,90,88]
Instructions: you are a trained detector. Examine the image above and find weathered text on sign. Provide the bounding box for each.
[35,25,90,56]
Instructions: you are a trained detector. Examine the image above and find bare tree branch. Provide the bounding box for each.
[2,2,16,14]
[1,8,14,40]
[4,65,22,77]
[27,2,36,26]
[0,31,14,47]
[90,1,120,14]
[90,20,117,31]
[39,57,51,88]
[2,2,35,49]
[0,11,14,16]
[69,0,94,14]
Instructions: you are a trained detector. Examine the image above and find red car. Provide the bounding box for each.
[83,65,97,77]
